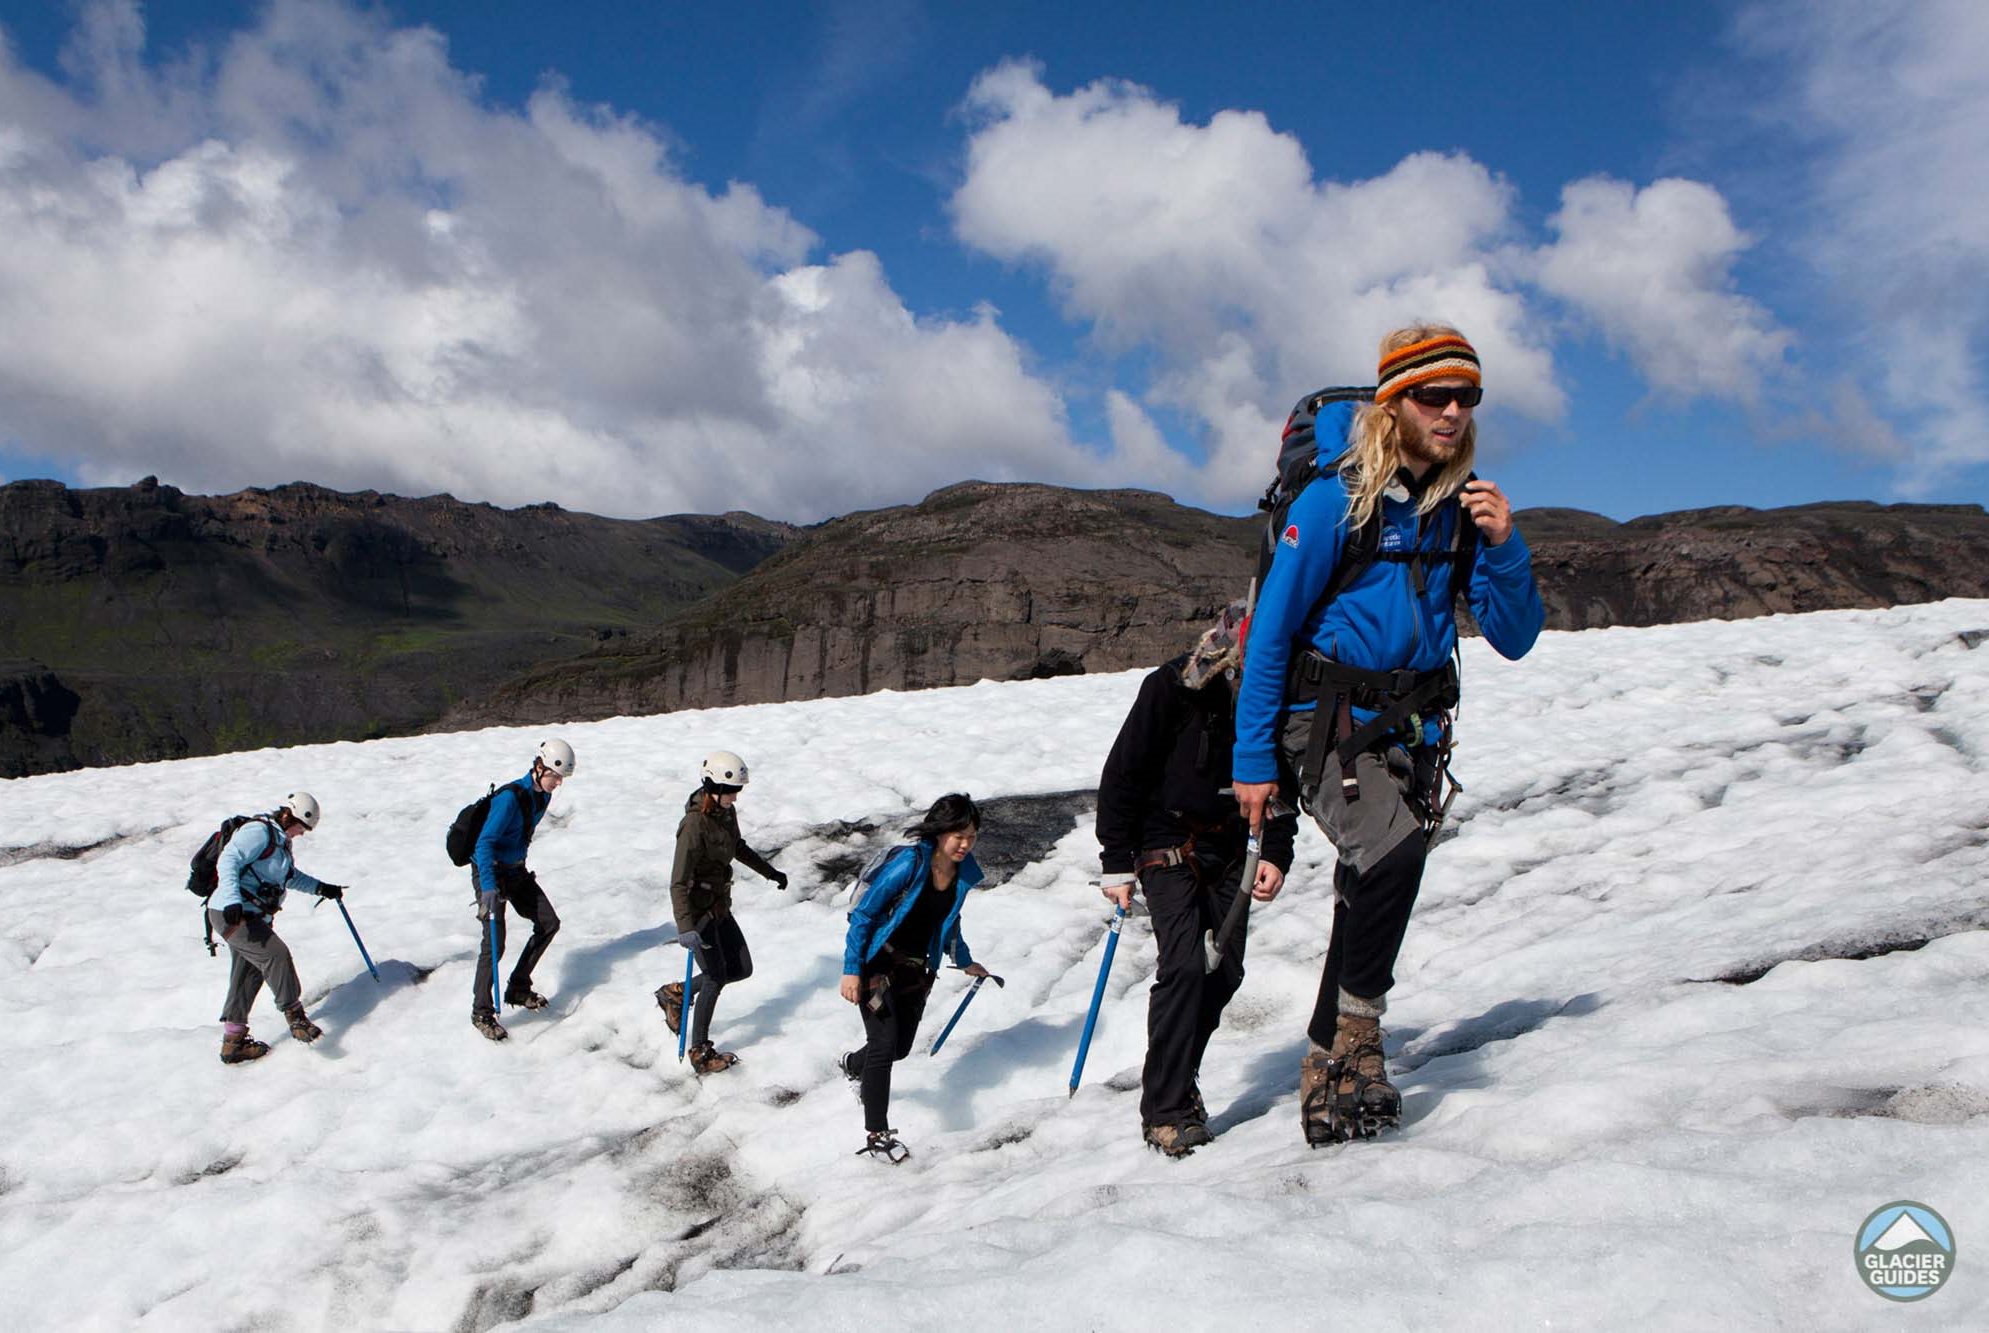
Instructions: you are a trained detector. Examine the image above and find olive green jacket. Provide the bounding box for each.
[669,791,779,932]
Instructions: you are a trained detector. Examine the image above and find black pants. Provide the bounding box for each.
[473,865,561,1017]
[856,956,932,1133]
[1306,832,1423,1048]
[689,913,753,1047]
[1140,852,1248,1126]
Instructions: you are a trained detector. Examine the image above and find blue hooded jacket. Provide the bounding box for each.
[1233,400,1545,785]
[843,841,982,975]
[473,773,550,889]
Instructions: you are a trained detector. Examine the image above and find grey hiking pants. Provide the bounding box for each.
[208,908,302,1024]
[1281,714,1436,1047]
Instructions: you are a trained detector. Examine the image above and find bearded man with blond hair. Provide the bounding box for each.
[1231,324,1544,1147]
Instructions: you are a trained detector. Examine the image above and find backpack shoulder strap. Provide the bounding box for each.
[1313,454,1382,611]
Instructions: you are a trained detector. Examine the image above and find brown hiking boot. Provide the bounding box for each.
[1299,1013,1399,1146]
[1142,1121,1213,1159]
[657,982,685,1034]
[284,1005,323,1043]
[220,1032,271,1065]
[688,1041,738,1075]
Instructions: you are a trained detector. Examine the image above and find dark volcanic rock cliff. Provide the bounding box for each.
[8,474,1986,775]
[1517,502,1989,628]
[0,477,793,776]
[453,487,1989,730]
[451,482,1258,725]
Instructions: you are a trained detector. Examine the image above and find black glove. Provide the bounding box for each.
[317,882,345,901]
[771,871,789,892]
[222,903,243,927]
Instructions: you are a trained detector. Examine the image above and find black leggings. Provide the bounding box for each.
[856,958,932,1133]
[1307,832,1424,1048]
[690,913,753,1046]
[474,866,561,1017]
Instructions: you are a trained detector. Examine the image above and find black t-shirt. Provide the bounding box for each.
[885,868,956,962]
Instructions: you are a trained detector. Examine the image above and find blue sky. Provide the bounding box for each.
[0,1,1982,523]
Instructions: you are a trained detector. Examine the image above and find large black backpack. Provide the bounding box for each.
[445,783,532,867]
[1254,384,1478,619]
[187,815,275,898]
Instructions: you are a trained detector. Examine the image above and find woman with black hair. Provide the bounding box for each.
[659,749,787,1073]
[838,793,993,1162]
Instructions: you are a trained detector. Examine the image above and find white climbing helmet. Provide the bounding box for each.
[700,749,749,789]
[282,791,322,830]
[538,738,577,777]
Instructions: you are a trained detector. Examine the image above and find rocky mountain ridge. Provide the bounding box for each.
[0,477,794,776]
[450,484,1989,729]
[5,475,1986,776]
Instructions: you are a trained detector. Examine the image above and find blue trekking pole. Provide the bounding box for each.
[677,947,695,1062]
[488,916,502,1016]
[929,970,1005,1057]
[336,900,380,983]
[1068,905,1126,1097]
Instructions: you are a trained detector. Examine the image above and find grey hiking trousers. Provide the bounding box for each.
[208,908,302,1024]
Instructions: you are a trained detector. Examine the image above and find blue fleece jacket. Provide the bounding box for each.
[843,841,982,975]
[1233,406,1545,785]
[473,773,549,889]
[209,817,326,916]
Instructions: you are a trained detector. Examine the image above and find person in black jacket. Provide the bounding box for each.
[1096,602,1298,1157]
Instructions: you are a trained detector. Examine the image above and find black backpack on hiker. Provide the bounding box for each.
[187,814,277,955]
[445,784,532,868]
[1253,385,1478,616]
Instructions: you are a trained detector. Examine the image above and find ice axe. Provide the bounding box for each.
[1067,905,1126,1097]
[928,969,1005,1056]
[1202,827,1261,973]
[676,946,695,1063]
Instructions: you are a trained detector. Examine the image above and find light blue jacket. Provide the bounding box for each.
[209,817,326,916]
[473,773,549,889]
[843,841,982,975]
[1234,402,1545,785]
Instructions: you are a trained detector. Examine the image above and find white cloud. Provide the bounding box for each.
[953,62,1808,508]
[1738,0,1989,482]
[1533,176,1792,403]
[0,1,1080,520]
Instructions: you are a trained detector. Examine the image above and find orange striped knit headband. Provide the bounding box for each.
[1374,334,1481,404]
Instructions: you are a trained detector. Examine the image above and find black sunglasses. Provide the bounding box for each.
[1402,384,1484,409]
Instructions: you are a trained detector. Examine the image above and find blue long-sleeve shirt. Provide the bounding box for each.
[209,818,325,916]
[1234,453,1544,785]
[472,773,549,889]
[843,841,982,975]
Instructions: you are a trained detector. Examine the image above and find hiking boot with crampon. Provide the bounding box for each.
[688,1041,738,1075]
[220,1031,270,1065]
[1142,1121,1214,1159]
[855,1130,910,1164]
[657,982,685,1034]
[472,1013,509,1043]
[505,989,550,1011]
[284,1005,323,1043]
[1299,1013,1400,1146]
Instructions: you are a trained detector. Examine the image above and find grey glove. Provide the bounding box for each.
[478,889,499,919]
[675,930,703,950]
